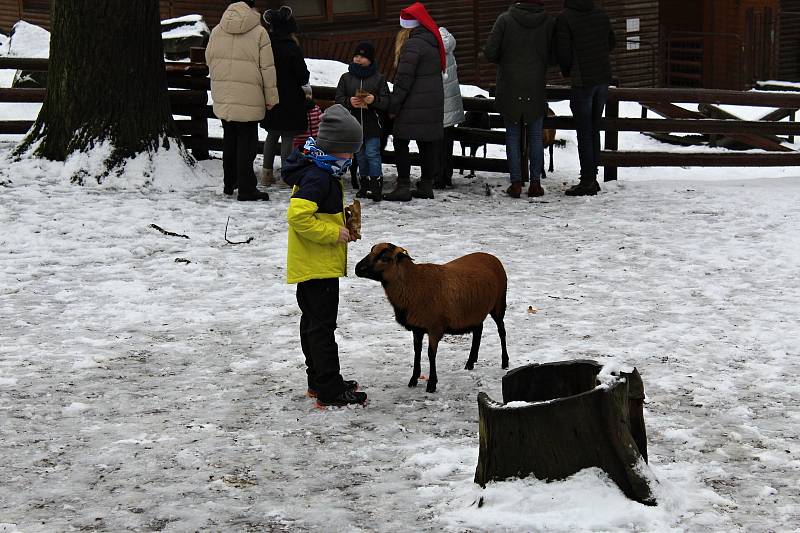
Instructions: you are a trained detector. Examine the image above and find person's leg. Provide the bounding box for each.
[412,140,437,199]
[296,278,345,400]
[221,120,237,194]
[527,116,545,196]
[385,137,412,201]
[236,121,259,195]
[279,130,299,169]
[355,142,370,198]
[504,118,522,197]
[442,127,455,187]
[569,87,594,180]
[263,130,279,171]
[590,84,610,180]
[364,137,383,201]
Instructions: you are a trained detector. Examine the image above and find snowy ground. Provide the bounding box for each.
[3,27,800,533]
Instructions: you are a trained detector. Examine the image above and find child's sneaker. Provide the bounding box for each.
[316,389,367,408]
[306,380,358,399]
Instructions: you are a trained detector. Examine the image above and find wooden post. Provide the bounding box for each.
[474,360,657,506]
[604,95,619,181]
[188,47,209,160]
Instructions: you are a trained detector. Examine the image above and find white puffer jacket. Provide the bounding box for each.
[440,27,465,128]
[206,2,279,122]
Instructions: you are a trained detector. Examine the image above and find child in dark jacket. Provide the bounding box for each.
[284,104,367,408]
[335,42,390,202]
[292,84,323,150]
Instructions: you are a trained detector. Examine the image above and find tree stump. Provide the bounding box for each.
[474,360,657,505]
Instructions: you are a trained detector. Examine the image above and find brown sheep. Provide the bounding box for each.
[355,243,509,393]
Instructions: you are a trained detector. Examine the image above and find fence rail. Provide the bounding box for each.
[2,53,800,180]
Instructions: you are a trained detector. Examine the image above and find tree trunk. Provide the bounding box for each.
[474,360,657,506]
[15,0,187,182]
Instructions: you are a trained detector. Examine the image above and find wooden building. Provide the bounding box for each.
[0,0,661,89]
[661,0,784,89]
[4,1,796,88]
[779,0,800,81]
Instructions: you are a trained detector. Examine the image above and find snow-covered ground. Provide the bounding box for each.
[2,24,800,533]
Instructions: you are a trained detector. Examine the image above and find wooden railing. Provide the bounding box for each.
[2,53,800,181]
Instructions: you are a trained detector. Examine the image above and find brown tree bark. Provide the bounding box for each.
[15,0,188,182]
[474,360,657,506]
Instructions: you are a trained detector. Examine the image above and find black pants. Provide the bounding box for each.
[441,127,456,185]
[296,278,345,399]
[394,138,442,184]
[221,120,258,194]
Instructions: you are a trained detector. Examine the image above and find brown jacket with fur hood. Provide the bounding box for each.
[206,2,279,122]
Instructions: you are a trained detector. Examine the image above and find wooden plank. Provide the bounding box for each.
[600,151,800,167]
[602,117,800,135]
[698,103,791,151]
[641,101,704,119]
[641,132,708,146]
[0,120,33,135]
[611,87,800,107]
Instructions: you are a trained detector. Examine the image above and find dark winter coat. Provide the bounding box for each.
[390,26,445,142]
[555,0,616,88]
[335,63,391,140]
[261,34,311,132]
[484,3,555,123]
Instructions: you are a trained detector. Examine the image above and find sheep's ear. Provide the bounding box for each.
[396,248,412,262]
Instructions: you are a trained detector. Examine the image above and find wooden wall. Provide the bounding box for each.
[1,0,661,89]
[779,0,800,81]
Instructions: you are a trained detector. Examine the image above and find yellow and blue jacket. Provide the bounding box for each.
[284,151,347,284]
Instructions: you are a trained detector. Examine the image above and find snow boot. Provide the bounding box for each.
[565,178,600,196]
[368,176,383,202]
[506,181,522,198]
[307,380,358,399]
[316,388,368,408]
[527,181,544,197]
[411,180,434,199]
[259,168,275,187]
[384,176,412,202]
[356,177,370,199]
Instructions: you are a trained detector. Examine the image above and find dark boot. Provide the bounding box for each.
[316,388,368,407]
[506,181,522,198]
[411,180,434,199]
[356,177,369,199]
[527,181,544,197]
[384,176,412,202]
[565,178,600,196]
[308,380,358,399]
[368,176,383,202]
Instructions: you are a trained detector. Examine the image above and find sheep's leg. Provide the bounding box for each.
[408,330,424,388]
[491,311,509,369]
[465,323,483,370]
[426,334,441,393]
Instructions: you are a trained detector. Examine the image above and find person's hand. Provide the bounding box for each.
[363,94,375,105]
[349,96,363,108]
[338,227,352,243]
[266,104,275,111]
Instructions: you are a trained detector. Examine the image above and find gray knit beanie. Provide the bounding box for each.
[316,104,363,154]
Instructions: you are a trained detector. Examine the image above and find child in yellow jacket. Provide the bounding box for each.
[284,104,366,407]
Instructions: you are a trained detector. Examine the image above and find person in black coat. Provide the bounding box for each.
[555,0,616,196]
[260,6,310,186]
[335,42,391,202]
[485,0,555,199]
[384,2,446,201]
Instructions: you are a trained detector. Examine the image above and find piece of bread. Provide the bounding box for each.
[344,200,361,241]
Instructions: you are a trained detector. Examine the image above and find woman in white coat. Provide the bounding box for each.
[437,26,465,188]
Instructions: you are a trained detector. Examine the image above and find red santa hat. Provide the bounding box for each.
[399,2,447,75]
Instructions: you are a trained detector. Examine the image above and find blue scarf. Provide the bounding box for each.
[348,62,378,79]
[301,137,352,178]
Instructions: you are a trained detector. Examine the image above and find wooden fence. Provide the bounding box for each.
[2,53,800,181]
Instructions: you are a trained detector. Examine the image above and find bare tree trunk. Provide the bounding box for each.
[15,0,188,182]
